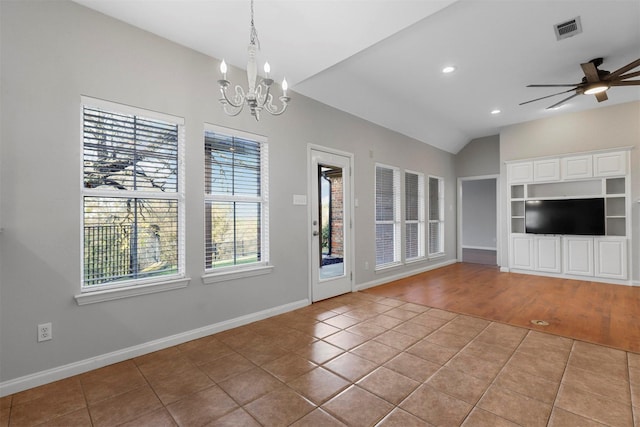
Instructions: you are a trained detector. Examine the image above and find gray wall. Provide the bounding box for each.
[0,1,457,385]
[456,135,500,177]
[499,101,640,279]
[461,179,497,249]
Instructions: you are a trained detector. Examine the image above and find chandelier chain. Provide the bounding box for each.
[249,0,260,49]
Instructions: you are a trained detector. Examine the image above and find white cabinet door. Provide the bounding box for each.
[535,236,561,273]
[594,151,627,177]
[563,237,594,276]
[507,162,533,184]
[594,237,627,279]
[561,155,593,180]
[533,159,560,182]
[511,235,534,270]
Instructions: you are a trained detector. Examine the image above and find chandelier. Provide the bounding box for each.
[217,0,290,120]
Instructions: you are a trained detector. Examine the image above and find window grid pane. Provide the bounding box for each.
[205,130,266,270]
[376,165,400,267]
[428,177,444,255]
[82,103,182,289]
[405,171,424,260]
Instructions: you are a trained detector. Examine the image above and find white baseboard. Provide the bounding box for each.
[461,246,497,251]
[0,298,309,397]
[355,259,458,292]
[509,268,633,287]
[500,267,510,273]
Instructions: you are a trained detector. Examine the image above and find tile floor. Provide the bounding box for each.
[1,291,639,426]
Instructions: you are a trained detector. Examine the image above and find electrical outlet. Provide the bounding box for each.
[38,323,52,342]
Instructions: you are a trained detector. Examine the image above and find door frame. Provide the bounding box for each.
[457,174,501,266]
[307,144,355,302]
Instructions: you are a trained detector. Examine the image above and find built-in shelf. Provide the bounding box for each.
[506,149,630,282]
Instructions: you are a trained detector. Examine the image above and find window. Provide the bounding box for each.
[405,171,425,261]
[375,164,401,268]
[82,98,184,291]
[428,176,445,256]
[204,126,269,272]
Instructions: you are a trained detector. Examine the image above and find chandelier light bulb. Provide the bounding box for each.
[263,62,271,76]
[282,78,288,96]
[220,60,228,79]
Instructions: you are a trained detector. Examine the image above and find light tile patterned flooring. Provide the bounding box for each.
[2,292,639,426]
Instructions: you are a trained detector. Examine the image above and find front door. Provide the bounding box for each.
[309,148,352,302]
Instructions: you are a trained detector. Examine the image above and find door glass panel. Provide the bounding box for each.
[319,164,345,280]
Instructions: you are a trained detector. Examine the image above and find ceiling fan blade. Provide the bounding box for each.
[581,62,600,82]
[595,92,608,102]
[519,89,575,105]
[546,93,579,110]
[616,71,640,80]
[610,80,640,86]
[526,84,579,87]
[604,58,640,81]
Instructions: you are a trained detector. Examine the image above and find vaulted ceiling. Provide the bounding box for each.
[73,0,640,153]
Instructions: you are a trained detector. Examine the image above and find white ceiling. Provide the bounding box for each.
[74,0,640,154]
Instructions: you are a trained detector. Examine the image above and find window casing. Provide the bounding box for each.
[428,176,445,256]
[405,171,425,261]
[81,98,185,292]
[204,125,269,273]
[375,164,401,268]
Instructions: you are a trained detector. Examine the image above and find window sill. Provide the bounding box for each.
[429,253,446,260]
[406,257,427,264]
[202,264,274,284]
[374,262,403,273]
[74,277,191,306]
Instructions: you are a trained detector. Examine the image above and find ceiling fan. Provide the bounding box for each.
[520,57,640,109]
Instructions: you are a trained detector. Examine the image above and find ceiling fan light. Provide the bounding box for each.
[442,65,456,74]
[584,84,609,95]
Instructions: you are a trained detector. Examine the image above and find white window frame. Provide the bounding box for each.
[405,170,425,262]
[375,163,401,270]
[76,97,187,305]
[202,124,271,284]
[428,175,445,257]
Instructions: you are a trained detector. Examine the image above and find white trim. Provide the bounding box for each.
[81,95,185,125]
[1,298,309,397]
[357,259,457,291]
[500,267,510,273]
[75,277,191,305]
[461,245,497,251]
[307,144,356,302]
[509,268,633,287]
[457,175,500,266]
[202,264,274,284]
[503,146,634,165]
[203,122,267,143]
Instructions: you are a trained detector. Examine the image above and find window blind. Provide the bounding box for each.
[82,103,182,289]
[375,165,400,267]
[405,171,424,260]
[204,129,267,270]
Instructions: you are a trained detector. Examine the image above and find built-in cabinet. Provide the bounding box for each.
[507,148,630,282]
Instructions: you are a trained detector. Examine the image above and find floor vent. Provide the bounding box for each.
[554,17,582,41]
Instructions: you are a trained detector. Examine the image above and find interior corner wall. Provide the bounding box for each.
[0,1,457,387]
[455,134,500,178]
[499,101,640,281]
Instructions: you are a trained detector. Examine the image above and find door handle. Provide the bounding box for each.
[313,230,319,236]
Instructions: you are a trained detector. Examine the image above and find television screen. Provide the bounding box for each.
[525,198,605,235]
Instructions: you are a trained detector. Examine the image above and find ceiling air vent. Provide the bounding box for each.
[554,17,582,41]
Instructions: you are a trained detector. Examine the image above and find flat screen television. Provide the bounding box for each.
[525,198,605,235]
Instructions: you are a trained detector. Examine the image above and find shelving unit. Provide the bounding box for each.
[506,148,630,282]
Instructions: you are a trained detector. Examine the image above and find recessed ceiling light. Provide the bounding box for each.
[442,66,456,74]
[491,109,501,115]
